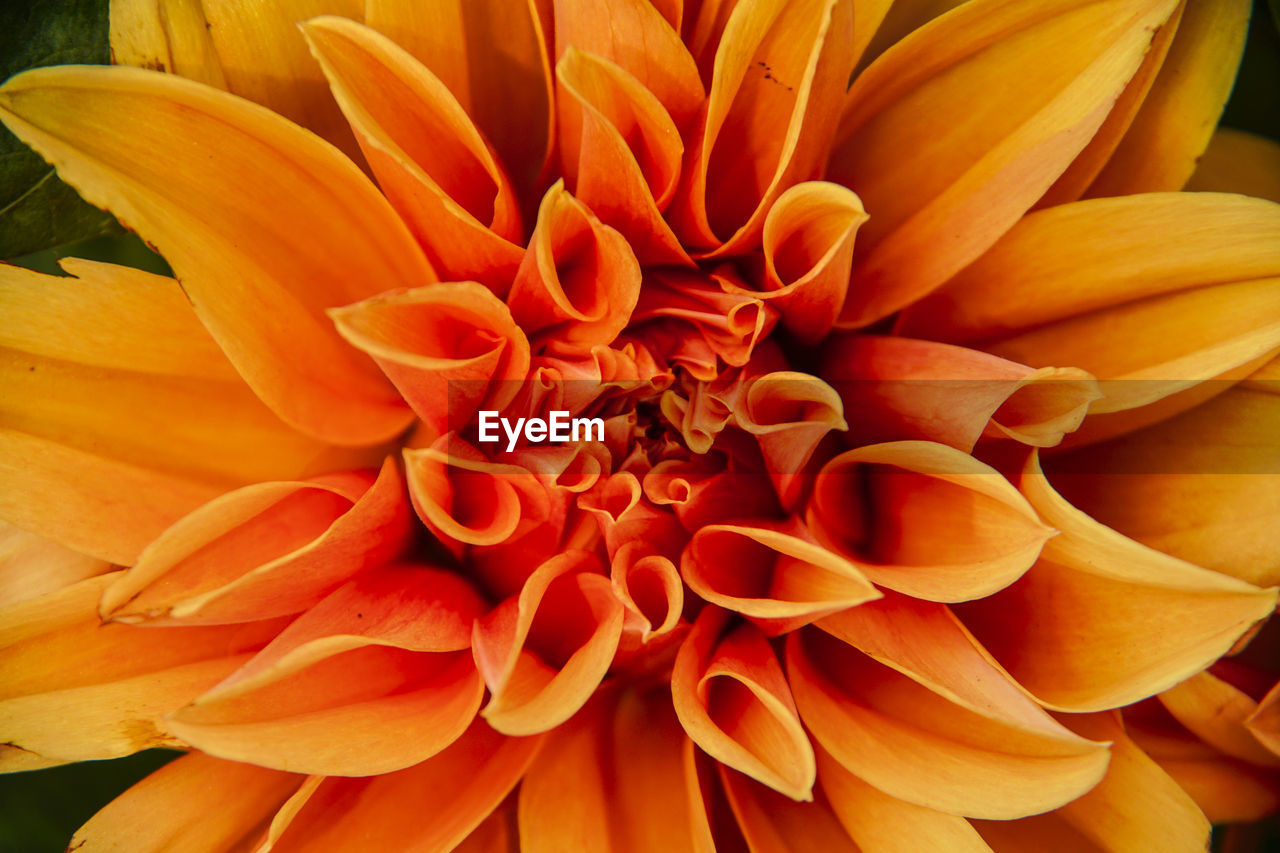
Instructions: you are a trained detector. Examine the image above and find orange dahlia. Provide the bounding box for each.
[2,0,1280,850]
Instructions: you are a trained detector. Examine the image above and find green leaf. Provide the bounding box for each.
[0,0,117,260]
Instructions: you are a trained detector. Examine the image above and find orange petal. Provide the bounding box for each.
[1085,0,1250,196]
[165,563,485,775]
[1161,671,1280,767]
[330,283,531,440]
[672,0,855,252]
[807,442,1056,602]
[507,182,643,347]
[0,260,373,565]
[787,627,1110,819]
[671,607,815,800]
[198,0,365,160]
[364,0,554,192]
[681,520,879,635]
[1248,679,1280,760]
[610,544,686,642]
[110,0,227,88]
[1186,128,1280,203]
[302,16,525,291]
[720,766,860,852]
[0,523,111,609]
[756,181,866,343]
[100,459,413,626]
[556,47,692,266]
[266,719,541,852]
[0,65,432,445]
[830,0,1179,326]
[818,745,994,853]
[1044,380,1280,587]
[69,752,303,853]
[518,687,716,853]
[473,552,624,735]
[958,451,1278,712]
[822,336,1100,451]
[0,574,285,770]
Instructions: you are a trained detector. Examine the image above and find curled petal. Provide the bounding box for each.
[719,766,860,851]
[807,442,1056,602]
[472,552,624,735]
[330,283,531,440]
[265,719,541,853]
[671,0,855,252]
[101,458,412,625]
[519,688,715,853]
[823,336,1100,451]
[579,472,689,559]
[1186,128,1280,202]
[507,182,643,347]
[69,752,304,853]
[556,48,692,266]
[681,519,879,635]
[755,181,866,342]
[0,574,285,770]
[0,260,370,565]
[364,0,553,192]
[830,0,1179,326]
[0,65,433,445]
[671,607,816,800]
[165,563,486,775]
[898,193,1280,426]
[644,455,783,532]
[958,452,1278,712]
[611,543,686,641]
[787,628,1110,819]
[1085,0,1251,196]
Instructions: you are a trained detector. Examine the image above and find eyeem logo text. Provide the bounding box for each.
[477,410,606,452]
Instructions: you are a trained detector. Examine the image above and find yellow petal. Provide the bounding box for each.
[266,719,541,852]
[1085,0,1251,196]
[787,627,1110,819]
[1248,679,1280,760]
[473,552,624,735]
[0,574,285,770]
[0,523,111,609]
[165,563,485,775]
[830,0,1179,326]
[0,260,366,565]
[958,452,1277,711]
[818,746,994,853]
[671,607,816,800]
[101,458,413,625]
[302,16,525,291]
[1186,128,1280,203]
[70,752,303,853]
[671,0,855,252]
[1161,671,1280,767]
[200,0,365,160]
[0,65,433,445]
[110,0,227,88]
[807,442,1056,602]
[518,688,715,853]
[365,0,554,192]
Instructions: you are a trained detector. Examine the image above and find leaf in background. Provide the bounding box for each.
[0,0,118,260]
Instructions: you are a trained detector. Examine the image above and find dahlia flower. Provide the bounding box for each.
[1,0,1279,850]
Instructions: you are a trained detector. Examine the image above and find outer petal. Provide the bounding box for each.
[110,0,227,87]
[100,459,413,625]
[806,442,1056,602]
[330,283,531,440]
[787,628,1110,819]
[0,523,111,609]
[472,552,624,735]
[1085,0,1251,196]
[518,688,716,853]
[1186,128,1280,203]
[164,563,486,775]
[69,752,303,853]
[822,336,1100,451]
[302,16,526,291]
[0,260,369,565]
[0,574,285,770]
[0,65,433,446]
[364,0,554,192]
[829,0,1179,326]
[671,607,816,801]
[265,719,541,853]
[958,452,1277,712]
